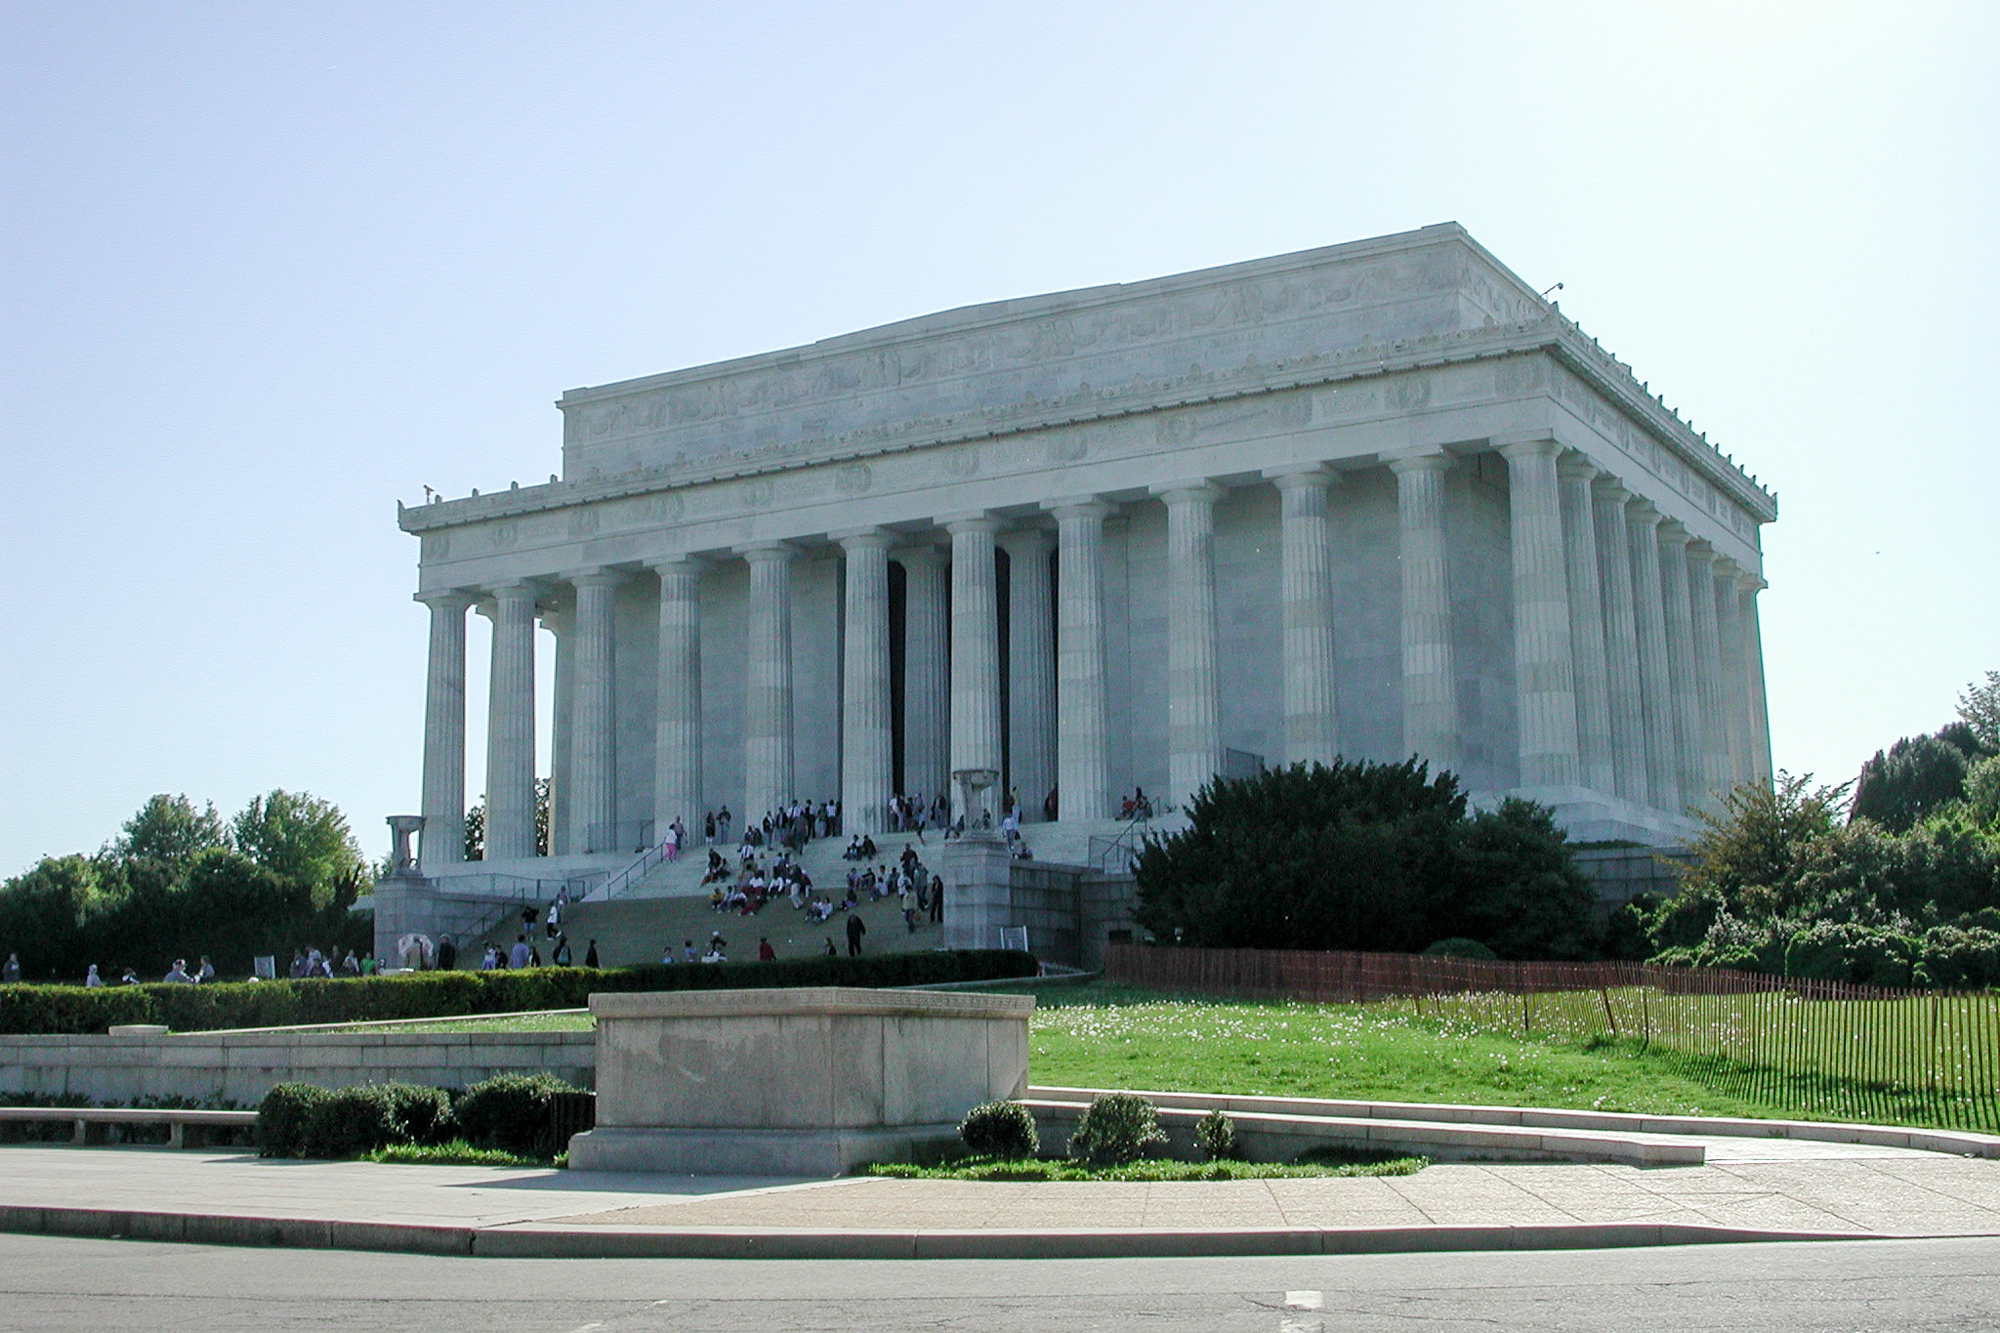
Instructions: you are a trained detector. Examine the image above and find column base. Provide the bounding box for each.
[565,1125,962,1176]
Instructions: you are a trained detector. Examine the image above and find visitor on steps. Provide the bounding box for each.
[846,913,866,957]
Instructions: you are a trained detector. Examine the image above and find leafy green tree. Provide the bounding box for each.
[1852,734,1971,832]
[109,794,229,876]
[1959,670,2000,754]
[1645,773,1848,951]
[0,855,119,981]
[231,790,364,908]
[1132,759,1594,958]
[464,779,551,861]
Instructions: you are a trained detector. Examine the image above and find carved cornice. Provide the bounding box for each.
[399,314,1776,537]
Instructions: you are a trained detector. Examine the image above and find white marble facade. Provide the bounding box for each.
[400,223,1777,874]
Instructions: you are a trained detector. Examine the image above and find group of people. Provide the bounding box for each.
[0,944,375,989]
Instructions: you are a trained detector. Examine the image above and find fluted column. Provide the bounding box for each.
[1500,438,1580,789]
[1158,483,1224,807]
[483,582,540,861]
[838,529,894,834]
[567,569,621,852]
[1708,559,1747,789]
[1684,543,1731,806]
[1656,521,1706,812]
[1593,480,1649,806]
[1740,573,1774,784]
[417,589,472,870]
[1625,502,1680,816]
[897,543,949,805]
[541,606,571,855]
[998,527,1056,820]
[1049,499,1111,820]
[1391,451,1459,770]
[947,515,1003,819]
[1557,458,1614,795]
[741,543,795,823]
[1272,467,1340,768]
[649,558,703,841]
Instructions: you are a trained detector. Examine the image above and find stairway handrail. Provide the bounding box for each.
[1088,804,1169,874]
[589,836,677,902]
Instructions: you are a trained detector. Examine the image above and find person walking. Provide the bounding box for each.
[845,912,867,957]
[584,938,600,968]
[1,953,19,984]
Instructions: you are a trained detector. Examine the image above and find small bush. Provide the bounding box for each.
[255,1082,328,1157]
[958,1099,1039,1159]
[1422,938,1497,961]
[1193,1108,1239,1162]
[1067,1092,1167,1166]
[258,1081,453,1158]
[454,1073,576,1156]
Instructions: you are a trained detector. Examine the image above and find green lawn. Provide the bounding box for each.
[1011,982,1995,1130]
[344,980,1996,1132]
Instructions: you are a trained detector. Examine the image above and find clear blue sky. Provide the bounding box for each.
[3,1,1995,874]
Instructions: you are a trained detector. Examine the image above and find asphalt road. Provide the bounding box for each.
[2,1233,1996,1332]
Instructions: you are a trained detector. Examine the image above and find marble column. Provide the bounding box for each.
[568,569,621,853]
[1625,502,1681,816]
[1557,458,1615,796]
[741,543,796,824]
[484,581,540,861]
[541,606,571,855]
[838,529,894,834]
[998,527,1056,820]
[1390,451,1459,770]
[1741,573,1775,783]
[1656,521,1707,813]
[1500,438,1580,789]
[1712,557,1751,790]
[896,544,949,806]
[947,515,1003,820]
[1271,466,1340,768]
[1593,480,1650,807]
[650,558,703,843]
[1049,499,1111,821]
[417,589,472,870]
[1684,543,1731,805]
[1158,483,1224,807]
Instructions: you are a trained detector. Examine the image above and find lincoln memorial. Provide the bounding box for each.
[393,222,1775,892]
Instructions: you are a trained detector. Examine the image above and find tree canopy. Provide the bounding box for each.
[1132,758,1597,960]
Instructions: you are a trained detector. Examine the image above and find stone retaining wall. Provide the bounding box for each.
[0,1029,596,1107]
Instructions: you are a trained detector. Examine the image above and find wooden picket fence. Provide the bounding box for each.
[1104,944,2000,1133]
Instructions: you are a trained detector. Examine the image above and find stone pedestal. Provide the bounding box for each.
[941,833,1016,953]
[565,987,1032,1176]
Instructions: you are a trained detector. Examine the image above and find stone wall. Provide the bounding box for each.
[0,1027,595,1107]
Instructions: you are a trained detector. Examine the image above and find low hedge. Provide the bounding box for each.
[256,1075,580,1159]
[0,949,1037,1035]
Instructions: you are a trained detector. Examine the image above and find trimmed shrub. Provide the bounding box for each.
[255,1082,329,1158]
[958,1100,1039,1159]
[454,1073,577,1156]
[1918,926,2000,989]
[1422,937,1497,961]
[1067,1092,1168,1166]
[0,949,1038,1036]
[1194,1108,1239,1162]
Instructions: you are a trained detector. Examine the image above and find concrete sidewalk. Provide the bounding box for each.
[2,1140,1998,1259]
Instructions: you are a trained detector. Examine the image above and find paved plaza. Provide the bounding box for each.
[3,1136,1997,1259]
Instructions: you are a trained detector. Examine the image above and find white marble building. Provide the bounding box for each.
[399,223,1775,880]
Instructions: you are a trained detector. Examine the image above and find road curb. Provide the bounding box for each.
[0,1205,1898,1260]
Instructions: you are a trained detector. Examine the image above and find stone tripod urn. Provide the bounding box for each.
[565,987,1033,1176]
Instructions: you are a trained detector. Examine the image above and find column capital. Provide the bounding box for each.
[1736,570,1769,594]
[414,587,476,611]
[1264,463,1337,490]
[644,553,706,575]
[1150,480,1224,505]
[735,540,797,563]
[483,579,541,606]
[1044,496,1114,521]
[995,526,1054,556]
[1385,447,1453,475]
[939,511,1001,536]
[1625,498,1664,529]
[1495,433,1562,461]
[1556,453,1601,484]
[1657,518,1693,549]
[1711,554,1744,582]
[564,566,626,591]
[1684,540,1718,567]
[831,526,896,552]
[891,539,946,566]
[1593,476,1633,506]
